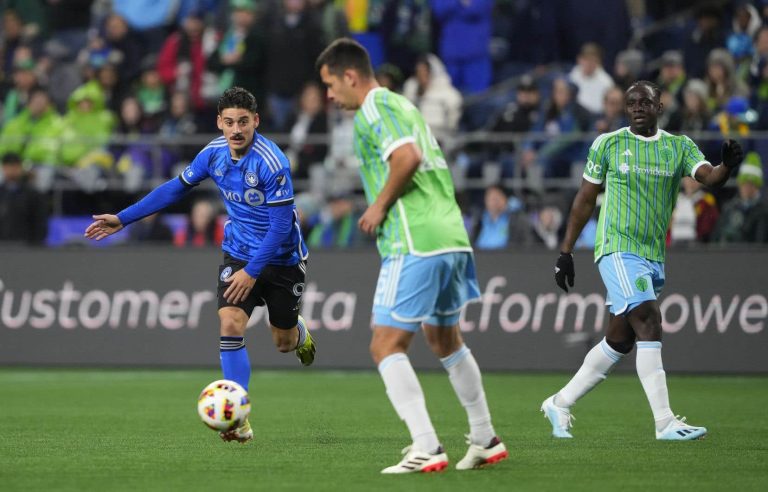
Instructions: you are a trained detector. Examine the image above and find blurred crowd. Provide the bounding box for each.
[0,0,767,249]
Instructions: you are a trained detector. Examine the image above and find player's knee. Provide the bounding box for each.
[605,336,634,354]
[220,317,245,337]
[629,303,662,341]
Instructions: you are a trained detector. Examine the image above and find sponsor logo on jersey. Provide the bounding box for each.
[244,188,265,206]
[276,173,287,186]
[245,172,258,187]
[220,266,233,281]
[633,165,675,177]
[622,149,633,157]
[619,163,630,174]
[586,160,602,175]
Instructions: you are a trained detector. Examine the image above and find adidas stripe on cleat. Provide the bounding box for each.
[456,436,509,470]
[381,445,449,474]
[656,416,707,441]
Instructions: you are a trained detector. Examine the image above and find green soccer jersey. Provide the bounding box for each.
[583,127,708,263]
[353,87,472,257]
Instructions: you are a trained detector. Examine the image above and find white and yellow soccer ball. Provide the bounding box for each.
[197,380,251,431]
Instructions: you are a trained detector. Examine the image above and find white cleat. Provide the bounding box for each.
[656,416,707,441]
[541,394,574,438]
[456,436,509,470]
[381,445,449,474]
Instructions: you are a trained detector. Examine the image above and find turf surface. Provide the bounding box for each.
[1,369,766,491]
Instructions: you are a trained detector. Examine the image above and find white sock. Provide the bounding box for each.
[440,345,496,446]
[636,341,675,431]
[378,353,440,452]
[555,338,624,408]
[294,317,307,349]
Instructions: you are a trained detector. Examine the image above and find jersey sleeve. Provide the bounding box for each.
[179,145,212,186]
[582,135,610,184]
[682,135,709,178]
[259,146,294,207]
[374,92,416,161]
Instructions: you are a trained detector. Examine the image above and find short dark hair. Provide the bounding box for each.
[627,80,661,101]
[2,152,22,165]
[217,86,258,114]
[315,38,374,78]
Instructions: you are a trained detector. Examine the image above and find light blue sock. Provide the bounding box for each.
[220,336,251,391]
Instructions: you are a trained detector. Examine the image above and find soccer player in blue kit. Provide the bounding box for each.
[84,87,315,443]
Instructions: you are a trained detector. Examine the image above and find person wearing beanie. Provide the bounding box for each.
[713,151,768,243]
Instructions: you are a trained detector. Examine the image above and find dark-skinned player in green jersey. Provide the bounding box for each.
[542,80,743,440]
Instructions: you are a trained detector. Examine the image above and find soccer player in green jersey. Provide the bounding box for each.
[316,38,507,473]
[542,81,744,440]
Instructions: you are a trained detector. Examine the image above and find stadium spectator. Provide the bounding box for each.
[0,152,48,244]
[126,213,174,243]
[157,10,207,111]
[613,49,644,91]
[135,62,167,132]
[488,75,541,177]
[307,0,349,46]
[380,0,431,77]
[669,177,720,244]
[111,0,179,56]
[713,152,768,243]
[529,204,563,250]
[729,0,762,77]
[100,13,143,90]
[0,86,63,191]
[59,81,116,191]
[0,9,27,81]
[208,0,266,108]
[374,63,403,93]
[306,194,365,248]
[430,0,493,94]
[286,81,328,180]
[1,48,39,124]
[569,42,615,115]
[262,0,324,132]
[657,50,687,105]
[705,48,749,113]
[402,54,462,139]
[470,185,530,249]
[593,86,627,133]
[522,77,591,178]
[159,91,198,162]
[666,79,711,133]
[683,5,726,79]
[174,199,223,247]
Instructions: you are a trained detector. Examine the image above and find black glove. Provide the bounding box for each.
[555,252,575,292]
[721,139,744,169]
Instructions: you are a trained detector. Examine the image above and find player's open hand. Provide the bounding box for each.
[358,203,386,236]
[84,214,124,241]
[555,252,575,292]
[223,269,256,304]
[721,139,744,169]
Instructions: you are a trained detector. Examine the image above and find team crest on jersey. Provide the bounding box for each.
[220,266,233,282]
[245,171,259,187]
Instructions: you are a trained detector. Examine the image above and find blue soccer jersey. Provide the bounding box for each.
[180,133,308,269]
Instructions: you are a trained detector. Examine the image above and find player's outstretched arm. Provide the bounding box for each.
[555,179,602,292]
[695,139,744,187]
[84,214,124,241]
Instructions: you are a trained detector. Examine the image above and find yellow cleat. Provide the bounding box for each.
[295,316,316,366]
[219,418,253,443]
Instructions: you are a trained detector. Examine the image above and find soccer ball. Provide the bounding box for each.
[197,380,251,431]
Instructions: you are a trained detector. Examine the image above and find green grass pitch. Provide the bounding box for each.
[2,369,766,492]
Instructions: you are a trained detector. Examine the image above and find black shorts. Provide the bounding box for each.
[217,253,307,329]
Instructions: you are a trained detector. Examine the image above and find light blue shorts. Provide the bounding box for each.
[597,252,665,315]
[372,252,481,331]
